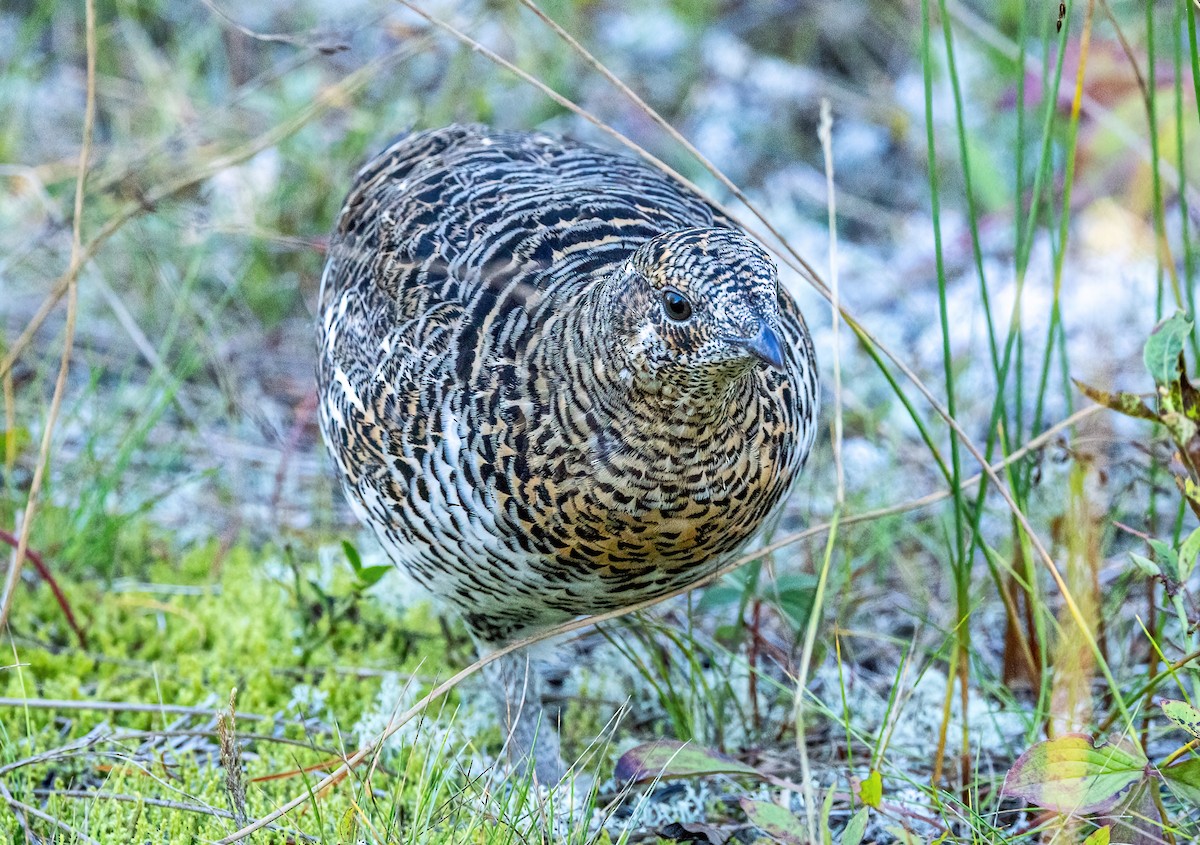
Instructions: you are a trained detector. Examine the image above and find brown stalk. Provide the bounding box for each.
[0,529,87,648]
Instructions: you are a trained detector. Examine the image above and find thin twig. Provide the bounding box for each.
[0,696,272,722]
[0,725,339,780]
[93,268,198,420]
[199,0,344,51]
[0,529,88,647]
[31,789,319,842]
[0,778,31,843]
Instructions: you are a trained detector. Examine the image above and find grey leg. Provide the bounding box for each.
[485,650,568,785]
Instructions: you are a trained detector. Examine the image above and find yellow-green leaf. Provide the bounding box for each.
[1161,699,1200,740]
[821,786,834,845]
[1178,527,1200,581]
[337,807,358,841]
[1082,825,1110,845]
[860,769,883,809]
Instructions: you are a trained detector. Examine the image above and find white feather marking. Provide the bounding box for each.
[334,367,365,413]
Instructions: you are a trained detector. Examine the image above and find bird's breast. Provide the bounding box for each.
[484,387,792,576]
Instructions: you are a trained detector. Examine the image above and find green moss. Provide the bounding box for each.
[0,536,550,842]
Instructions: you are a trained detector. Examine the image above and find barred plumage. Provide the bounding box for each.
[317,124,819,778]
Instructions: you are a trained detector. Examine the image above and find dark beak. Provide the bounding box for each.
[732,322,786,370]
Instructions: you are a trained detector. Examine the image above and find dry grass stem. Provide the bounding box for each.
[818,97,844,506]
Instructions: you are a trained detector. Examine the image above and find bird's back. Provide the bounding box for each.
[318,125,817,644]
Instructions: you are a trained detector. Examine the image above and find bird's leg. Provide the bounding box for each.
[485,650,568,786]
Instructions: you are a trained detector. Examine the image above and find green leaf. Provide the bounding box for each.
[860,770,883,809]
[1082,825,1110,845]
[841,807,869,845]
[614,740,761,784]
[1178,527,1200,581]
[1148,538,1177,566]
[356,565,391,587]
[1001,734,1148,814]
[1144,312,1192,386]
[774,578,816,626]
[821,787,835,845]
[1073,380,1158,421]
[740,798,806,845]
[1160,699,1200,740]
[1161,758,1200,806]
[337,807,358,841]
[1161,411,1198,450]
[342,540,363,573]
[1148,539,1179,585]
[1129,553,1160,579]
[696,584,745,612]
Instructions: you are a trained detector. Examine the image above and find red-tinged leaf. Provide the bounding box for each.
[1160,699,1200,739]
[615,740,761,784]
[1102,781,1163,845]
[1002,734,1148,814]
[1074,380,1157,421]
[739,798,806,845]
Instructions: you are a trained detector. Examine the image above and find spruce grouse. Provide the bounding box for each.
[317,124,819,782]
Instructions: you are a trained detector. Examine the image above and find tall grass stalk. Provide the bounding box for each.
[1177,0,1199,348]
[794,508,840,844]
[921,0,971,794]
[1145,0,1182,312]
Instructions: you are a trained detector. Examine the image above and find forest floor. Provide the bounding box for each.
[2,1,1199,843]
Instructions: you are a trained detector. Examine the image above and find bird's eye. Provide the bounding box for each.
[661,288,693,322]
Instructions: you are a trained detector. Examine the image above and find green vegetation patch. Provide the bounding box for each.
[0,540,523,843]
